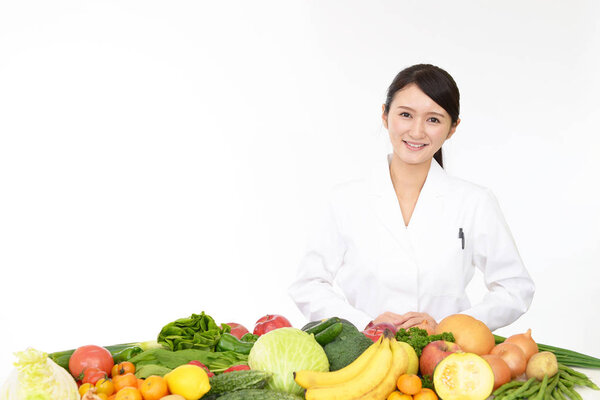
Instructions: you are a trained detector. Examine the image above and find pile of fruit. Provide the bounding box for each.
[1,311,599,400]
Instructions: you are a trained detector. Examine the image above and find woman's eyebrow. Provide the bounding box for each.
[395,105,446,117]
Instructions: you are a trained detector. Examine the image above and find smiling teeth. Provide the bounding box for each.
[406,142,425,148]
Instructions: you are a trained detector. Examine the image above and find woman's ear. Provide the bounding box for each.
[381,104,388,129]
[446,118,461,140]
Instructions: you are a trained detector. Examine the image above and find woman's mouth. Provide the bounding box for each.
[403,140,428,151]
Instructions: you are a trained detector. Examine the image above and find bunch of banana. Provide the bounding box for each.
[294,331,409,400]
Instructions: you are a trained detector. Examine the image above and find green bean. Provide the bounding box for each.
[531,374,549,400]
[492,379,526,397]
[553,386,567,400]
[558,381,583,400]
[501,377,536,399]
[544,374,560,400]
[558,364,588,379]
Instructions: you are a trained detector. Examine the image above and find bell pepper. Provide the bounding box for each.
[216,333,255,355]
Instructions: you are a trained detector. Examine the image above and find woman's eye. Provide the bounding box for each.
[428,117,440,123]
[399,112,411,118]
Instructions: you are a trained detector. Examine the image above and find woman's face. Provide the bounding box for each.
[382,83,459,167]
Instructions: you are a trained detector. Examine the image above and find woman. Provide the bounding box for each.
[288,64,535,333]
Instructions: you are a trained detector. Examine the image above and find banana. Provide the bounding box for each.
[396,341,419,375]
[294,336,382,388]
[305,336,393,400]
[355,338,409,399]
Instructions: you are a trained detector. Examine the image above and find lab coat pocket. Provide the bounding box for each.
[417,225,469,297]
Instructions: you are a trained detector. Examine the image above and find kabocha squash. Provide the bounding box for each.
[433,352,494,400]
[434,314,494,355]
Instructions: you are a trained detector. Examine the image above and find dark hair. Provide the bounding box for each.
[384,64,460,168]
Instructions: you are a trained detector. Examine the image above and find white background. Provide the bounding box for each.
[1,0,599,387]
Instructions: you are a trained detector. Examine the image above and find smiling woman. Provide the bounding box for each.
[288,63,535,334]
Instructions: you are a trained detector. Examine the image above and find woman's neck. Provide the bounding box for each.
[389,154,432,199]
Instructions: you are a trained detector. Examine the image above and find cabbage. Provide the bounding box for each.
[248,327,329,395]
[0,348,80,400]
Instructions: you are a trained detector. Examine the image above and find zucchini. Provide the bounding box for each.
[302,317,340,335]
[314,321,343,345]
[216,388,304,400]
[205,370,272,397]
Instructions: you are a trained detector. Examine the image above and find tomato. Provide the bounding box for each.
[79,382,94,397]
[222,364,250,373]
[253,314,292,336]
[111,361,135,378]
[363,322,397,342]
[188,360,215,377]
[96,377,115,396]
[69,345,114,379]
[223,322,250,339]
[82,367,108,385]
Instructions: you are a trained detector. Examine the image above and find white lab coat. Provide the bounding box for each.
[288,154,535,332]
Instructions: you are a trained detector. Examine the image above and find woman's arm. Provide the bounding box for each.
[288,198,373,330]
[461,189,535,331]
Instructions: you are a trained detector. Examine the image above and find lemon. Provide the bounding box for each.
[164,364,210,400]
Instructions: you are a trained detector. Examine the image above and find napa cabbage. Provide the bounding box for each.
[0,348,79,400]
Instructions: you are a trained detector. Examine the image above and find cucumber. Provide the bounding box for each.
[302,317,340,335]
[216,388,304,400]
[205,370,272,397]
[314,321,343,345]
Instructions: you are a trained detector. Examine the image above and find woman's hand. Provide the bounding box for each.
[395,312,438,332]
[373,311,406,327]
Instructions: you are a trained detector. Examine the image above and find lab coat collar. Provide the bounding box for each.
[369,153,448,240]
[369,153,449,198]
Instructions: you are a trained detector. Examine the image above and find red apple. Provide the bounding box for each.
[419,340,462,376]
[253,314,292,336]
[363,322,398,342]
[223,322,250,339]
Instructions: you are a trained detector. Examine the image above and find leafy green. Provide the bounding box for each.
[240,333,259,343]
[395,327,455,357]
[157,311,230,351]
[0,348,79,400]
[248,327,329,396]
[128,348,248,378]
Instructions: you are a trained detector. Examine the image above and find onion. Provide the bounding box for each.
[482,354,512,390]
[505,328,539,362]
[490,342,527,378]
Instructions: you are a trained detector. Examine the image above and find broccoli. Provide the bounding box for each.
[322,320,373,371]
[395,327,455,357]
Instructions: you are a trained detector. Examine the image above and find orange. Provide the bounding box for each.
[388,391,413,400]
[140,375,169,400]
[413,388,438,400]
[107,395,117,400]
[96,394,109,400]
[115,387,143,400]
[396,374,422,395]
[113,373,138,392]
[137,378,145,389]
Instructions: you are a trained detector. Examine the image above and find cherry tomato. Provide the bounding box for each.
[96,377,115,396]
[69,345,114,379]
[111,361,135,378]
[79,382,94,397]
[82,367,108,385]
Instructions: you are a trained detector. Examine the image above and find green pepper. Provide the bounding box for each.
[216,333,255,355]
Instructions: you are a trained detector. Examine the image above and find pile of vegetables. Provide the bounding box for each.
[2,311,600,400]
